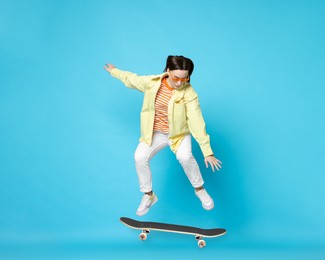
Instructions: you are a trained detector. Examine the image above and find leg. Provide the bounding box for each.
[175,135,204,188]
[134,131,169,193]
[175,135,214,210]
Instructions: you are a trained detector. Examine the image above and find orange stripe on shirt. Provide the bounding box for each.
[153,78,174,133]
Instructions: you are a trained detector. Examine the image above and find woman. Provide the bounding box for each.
[104,55,222,216]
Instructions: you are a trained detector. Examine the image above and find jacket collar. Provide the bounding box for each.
[152,72,190,92]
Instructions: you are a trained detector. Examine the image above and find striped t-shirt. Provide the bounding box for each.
[153,77,174,133]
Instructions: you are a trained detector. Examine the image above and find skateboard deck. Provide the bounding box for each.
[120,217,226,248]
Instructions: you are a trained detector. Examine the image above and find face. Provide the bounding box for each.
[167,69,189,89]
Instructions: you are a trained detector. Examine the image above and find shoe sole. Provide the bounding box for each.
[202,201,214,210]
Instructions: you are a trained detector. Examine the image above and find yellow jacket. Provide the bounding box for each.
[110,68,214,157]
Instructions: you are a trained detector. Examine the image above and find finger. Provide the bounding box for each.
[211,161,219,171]
[209,161,215,172]
[214,163,220,171]
[215,162,222,170]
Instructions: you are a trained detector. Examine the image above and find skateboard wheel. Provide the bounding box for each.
[198,240,206,248]
[139,233,147,241]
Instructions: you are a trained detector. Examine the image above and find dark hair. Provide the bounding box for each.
[163,55,194,77]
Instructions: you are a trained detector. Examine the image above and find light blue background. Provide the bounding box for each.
[1,0,324,259]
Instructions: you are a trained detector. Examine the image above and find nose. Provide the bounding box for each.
[175,80,182,87]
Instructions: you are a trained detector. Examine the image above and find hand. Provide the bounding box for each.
[103,63,116,73]
[204,155,222,172]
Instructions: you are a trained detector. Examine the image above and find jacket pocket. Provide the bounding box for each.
[171,102,188,134]
[140,111,154,139]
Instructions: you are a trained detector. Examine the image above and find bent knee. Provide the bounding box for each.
[134,151,149,164]
[176,152,194,163]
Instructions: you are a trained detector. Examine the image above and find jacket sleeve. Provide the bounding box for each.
[110,68,153,93]
[186,93,214,158]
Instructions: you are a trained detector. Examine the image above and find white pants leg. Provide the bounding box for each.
[134,132,169,192]
[134,132,204,192]
[175,134,205,188]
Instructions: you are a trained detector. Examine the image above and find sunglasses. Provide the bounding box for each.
[169,73,189,83]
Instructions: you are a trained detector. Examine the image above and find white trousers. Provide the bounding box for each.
[134,131,204,193]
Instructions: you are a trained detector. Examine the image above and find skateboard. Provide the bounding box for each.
[120,217,226,248]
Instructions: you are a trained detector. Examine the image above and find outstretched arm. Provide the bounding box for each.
[103,63,152,92]
[186,94,222,172]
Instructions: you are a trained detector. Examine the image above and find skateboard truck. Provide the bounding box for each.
[138,229,207,248]
[195,235,206,248]
[139,229,150,241]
